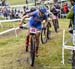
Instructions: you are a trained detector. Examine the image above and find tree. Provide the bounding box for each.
[53,0,58,3]
[26,0,28,4]
[34,0,36,6]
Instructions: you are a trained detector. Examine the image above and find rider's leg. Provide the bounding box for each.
[56,19,59,29]
[35,32,40,56]
[47,20,51,28]
[52,19,57,32]
[25,30,30,52]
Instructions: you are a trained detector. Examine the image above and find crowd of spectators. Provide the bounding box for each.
[0,0,29,19]
[0,0,35,19]
[0,0,71,20]
[0,6,25,19]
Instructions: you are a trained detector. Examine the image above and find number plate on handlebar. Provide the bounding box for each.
[29,28,37,34]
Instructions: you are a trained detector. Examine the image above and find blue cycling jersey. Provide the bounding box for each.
[29,10,47,30]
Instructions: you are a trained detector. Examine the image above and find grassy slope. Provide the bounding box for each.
[0,17,5,20]
[7,0,33,5]
[7,0,25,5]
[0,19,72,69]
[0,22,19,32]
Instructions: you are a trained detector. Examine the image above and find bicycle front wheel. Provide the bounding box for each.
[47,24,51,39]
[30,36,36,66]
[41,28,47,44]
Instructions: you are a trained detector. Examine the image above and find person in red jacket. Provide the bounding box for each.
[63,3,69,14]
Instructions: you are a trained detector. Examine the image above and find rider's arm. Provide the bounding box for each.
[20,11,37,25]
[48,10,56,19]
[21,14,29,23]
[47,10,54,16]
[43,15,48,26]
[19,14,29,26]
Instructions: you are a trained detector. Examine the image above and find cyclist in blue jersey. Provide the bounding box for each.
[19,6,48,56]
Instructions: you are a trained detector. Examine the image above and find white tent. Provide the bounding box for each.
[61,0,66,1]
[44,0,54,4]
[49,0,54,3]
[58,0,66,2]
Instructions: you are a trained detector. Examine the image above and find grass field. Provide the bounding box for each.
[8,0,25,5]
[0,17,5,20]
[7,0,34,5]
[0,19,73,69]
[0,20,28,32]
[0,22,19,32]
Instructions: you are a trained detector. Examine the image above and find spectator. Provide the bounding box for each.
[0,1,2,6]
[23,6,26,12]
[2,6,9,19]
[1,0,9,6]
[63,3,69,14]
[15,9,20,19]
[0,8,2,16]
[10,9,15,19]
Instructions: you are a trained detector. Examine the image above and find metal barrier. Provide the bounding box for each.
[0,18,29,37]
[61,30,75,64]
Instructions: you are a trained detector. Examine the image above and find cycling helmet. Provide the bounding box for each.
[39,6,47,14]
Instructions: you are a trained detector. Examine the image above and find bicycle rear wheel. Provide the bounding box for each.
[30,36,36,66]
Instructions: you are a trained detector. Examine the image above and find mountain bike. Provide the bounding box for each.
[29,27,39,66]
[20,24,40,66]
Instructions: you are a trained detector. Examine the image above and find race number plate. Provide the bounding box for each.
[52,15,56,19]
[29,28,37,34]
